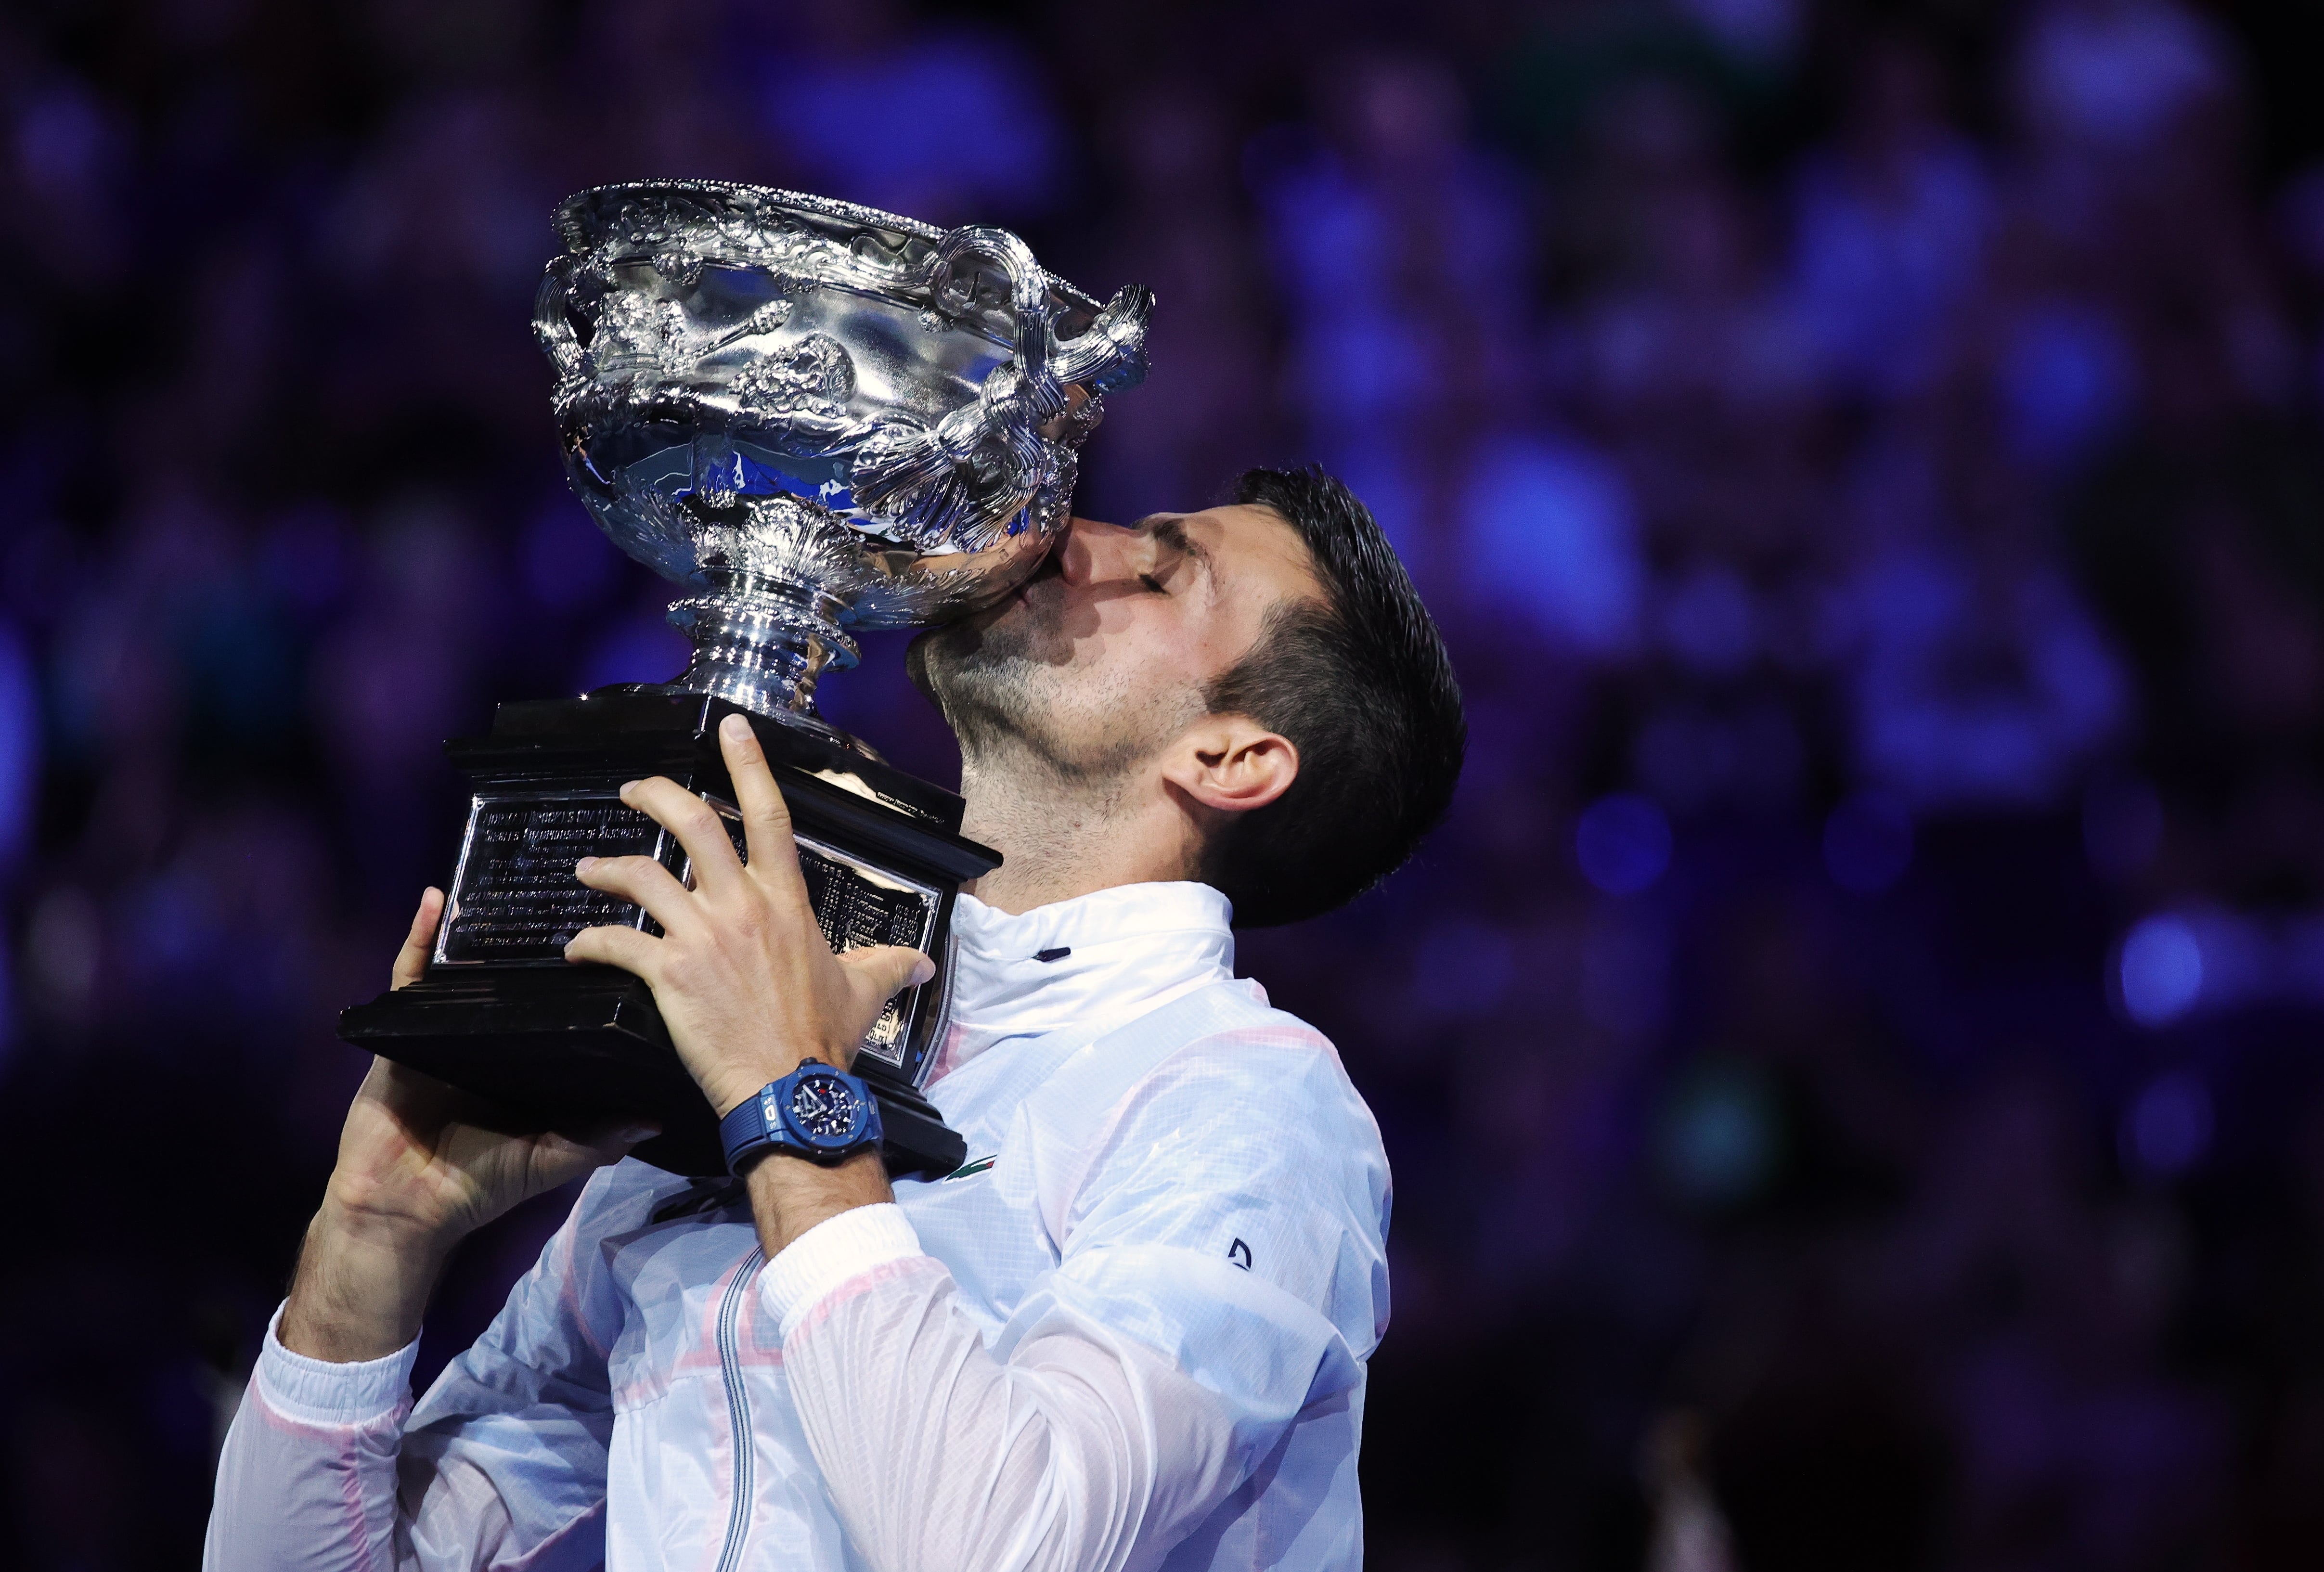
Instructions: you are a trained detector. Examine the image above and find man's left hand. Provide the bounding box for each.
[565,712,934,1121]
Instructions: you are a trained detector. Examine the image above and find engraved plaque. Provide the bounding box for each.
[438,794,668,963]
[434,787,940,1069]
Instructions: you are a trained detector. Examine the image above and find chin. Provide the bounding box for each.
[913,613,1042,729]
[903,627,943,703]
[910,554,1078,746]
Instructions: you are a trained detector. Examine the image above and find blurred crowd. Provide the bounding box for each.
[6,0,2324,1567]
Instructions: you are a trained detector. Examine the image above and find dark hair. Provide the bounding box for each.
[1202,465,1466,926]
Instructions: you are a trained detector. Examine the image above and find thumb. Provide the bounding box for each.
[840,945,936,1015]
[391,887,446,991]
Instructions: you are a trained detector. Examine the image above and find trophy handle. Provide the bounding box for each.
[932,226,1068,420]
[849,227,1152,551]
[1051,284,1155,395]
[533,253,588,381]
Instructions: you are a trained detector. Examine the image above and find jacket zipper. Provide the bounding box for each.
[712,1246,768,1572]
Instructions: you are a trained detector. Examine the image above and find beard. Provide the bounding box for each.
[907,556,1196,787]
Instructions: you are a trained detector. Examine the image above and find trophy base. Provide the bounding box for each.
[338,968,965,1179]
[337,689,998,1181]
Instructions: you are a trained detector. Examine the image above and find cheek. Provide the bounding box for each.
[1132,592,1230,658]
[1056,633,1203,734]
[1037,592,1163,676]
[1094,609,1214,693]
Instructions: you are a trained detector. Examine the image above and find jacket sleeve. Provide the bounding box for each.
[204,1171,630,1572]
[774,1024,1391,1572]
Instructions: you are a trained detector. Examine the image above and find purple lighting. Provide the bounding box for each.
[1575,793,1673,896]
[2124,1070,2214,1177]
[1822,792,1913,893]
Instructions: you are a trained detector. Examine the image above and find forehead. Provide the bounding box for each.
[1181,502,1321,605]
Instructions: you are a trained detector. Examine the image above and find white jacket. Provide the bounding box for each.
[206,882,1391,1571]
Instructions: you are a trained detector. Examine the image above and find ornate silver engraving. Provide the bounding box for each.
[731,332,855,419]
[535,180,1153,742]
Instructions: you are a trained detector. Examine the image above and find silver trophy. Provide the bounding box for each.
[536,180,1153,736]
[341,182,1153,1177]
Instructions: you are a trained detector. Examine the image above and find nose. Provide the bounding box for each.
[1055,514,1140,588]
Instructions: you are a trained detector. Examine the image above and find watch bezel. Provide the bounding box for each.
[774,1066,872,1150]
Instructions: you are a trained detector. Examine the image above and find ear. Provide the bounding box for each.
[1160,714,1300,817]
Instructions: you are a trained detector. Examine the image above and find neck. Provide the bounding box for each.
[955,749,1201,915]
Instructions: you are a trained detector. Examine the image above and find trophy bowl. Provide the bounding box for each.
[534,179,1154,740]
[337,183,1155,1178]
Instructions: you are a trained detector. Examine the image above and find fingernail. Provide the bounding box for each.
[909,955,936,987]
[575,856,596,872]
[721,713,750,740]
[620,779,640,793]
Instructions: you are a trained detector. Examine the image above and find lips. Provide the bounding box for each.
[1004,544,1066,605]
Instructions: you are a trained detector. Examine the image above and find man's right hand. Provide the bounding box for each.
[277,888,655,1363]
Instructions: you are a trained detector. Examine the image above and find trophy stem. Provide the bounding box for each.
[664,572,861,731]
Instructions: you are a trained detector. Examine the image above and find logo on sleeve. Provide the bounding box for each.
[943,1154,998,1181]
[1227,1238,1252,1270]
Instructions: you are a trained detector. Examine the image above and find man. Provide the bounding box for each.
[207,466,1465,1571]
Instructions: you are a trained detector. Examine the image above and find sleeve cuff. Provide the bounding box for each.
[761,1202,923,1337]
[254,1301,421,1425]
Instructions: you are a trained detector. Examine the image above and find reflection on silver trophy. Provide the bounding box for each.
[533,179,1154,739]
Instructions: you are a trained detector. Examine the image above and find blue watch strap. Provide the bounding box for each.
[719,1058,884,1174]
[717,1092,776,1174]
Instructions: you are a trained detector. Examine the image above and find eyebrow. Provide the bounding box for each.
[1140,514,1214,579]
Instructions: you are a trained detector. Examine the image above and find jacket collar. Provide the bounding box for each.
[929,882,1236,1082]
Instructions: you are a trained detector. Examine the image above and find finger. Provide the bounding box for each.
[839,945,936,1026]
[391,888,446,990]
[622,775,745,899]
[576,853,698,935]
[717,713,811,908]
[564,922,664,979]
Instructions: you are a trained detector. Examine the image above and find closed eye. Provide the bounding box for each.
[1133,515,1210,597]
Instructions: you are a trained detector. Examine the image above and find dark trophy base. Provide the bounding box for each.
[338,689,999,1180]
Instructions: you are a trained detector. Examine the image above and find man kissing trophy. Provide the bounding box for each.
[213,178,1463,1572]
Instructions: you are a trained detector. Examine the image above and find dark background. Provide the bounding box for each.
[5,0,2324,1566]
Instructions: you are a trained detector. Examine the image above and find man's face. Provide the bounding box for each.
[908,505,1321,782]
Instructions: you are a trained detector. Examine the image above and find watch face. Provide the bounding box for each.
[788,1073,863,1144]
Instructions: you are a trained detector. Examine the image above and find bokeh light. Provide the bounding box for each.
[2120,913,2205,1028]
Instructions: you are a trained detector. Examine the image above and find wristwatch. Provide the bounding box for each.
[718,1058,885,1173]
